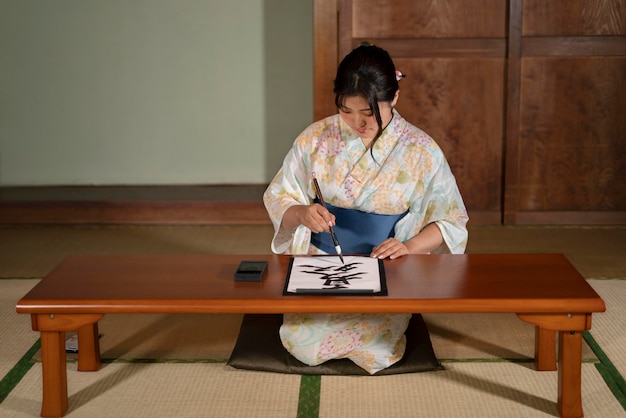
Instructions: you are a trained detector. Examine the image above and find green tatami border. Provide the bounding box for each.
[297,375,321,418]
[0,339,40,404]
[583,331,626,410]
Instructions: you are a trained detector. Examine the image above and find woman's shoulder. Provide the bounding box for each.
[294,114,342,147]
[394,114,445,158]
[304,114,341,135]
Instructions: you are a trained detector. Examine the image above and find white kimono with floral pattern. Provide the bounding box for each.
[263,110,468,374]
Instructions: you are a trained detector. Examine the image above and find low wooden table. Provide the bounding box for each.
[16,254,605,418]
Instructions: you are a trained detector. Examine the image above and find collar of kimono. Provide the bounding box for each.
[334,112,406,198]
[371,110,403,159]
[338,110,403,160]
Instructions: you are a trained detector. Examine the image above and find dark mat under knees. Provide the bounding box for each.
[227,314,442,375]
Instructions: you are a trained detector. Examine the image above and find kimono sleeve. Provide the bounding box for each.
[263,137,314,254]
[394,149,468,254]
[427,159,469,254]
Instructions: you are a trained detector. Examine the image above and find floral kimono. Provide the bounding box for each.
[263,110,468,374]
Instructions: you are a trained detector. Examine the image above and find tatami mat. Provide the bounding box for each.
[465,225,626,279]
[2,362,623,417]
[0,225,275,278]
[68,313,243,362]
[2,363,301,418]
[0,280,40,379]
[425,312,597,361]
[319,363,625,418]
[588,280,626,378]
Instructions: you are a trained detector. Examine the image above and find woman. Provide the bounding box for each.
[263,43,468,374]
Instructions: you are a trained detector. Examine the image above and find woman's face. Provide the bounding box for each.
[338,93,398,145]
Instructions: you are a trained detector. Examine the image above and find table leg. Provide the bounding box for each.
[558,331,584,418]
[32,313,103,417]
[77,322,101,372]
[535,326,557,371]
[39,331,68,417]
[517,313,590,418]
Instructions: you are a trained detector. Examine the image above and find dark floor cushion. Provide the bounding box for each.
[227,314,442,375]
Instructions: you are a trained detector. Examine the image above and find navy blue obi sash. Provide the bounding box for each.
[310,201,408,255]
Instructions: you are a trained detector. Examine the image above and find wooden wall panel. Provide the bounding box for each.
[394,58,504,214]
[351,0,506,38]
[518,57,626,211]
[523,0,626,35]
[510,0,626,223]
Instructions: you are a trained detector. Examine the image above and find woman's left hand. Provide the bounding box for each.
[370,238,409,260]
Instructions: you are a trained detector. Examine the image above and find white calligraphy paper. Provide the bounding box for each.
[285,256,384,294]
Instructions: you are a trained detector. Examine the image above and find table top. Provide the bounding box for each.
[16,253,606,315]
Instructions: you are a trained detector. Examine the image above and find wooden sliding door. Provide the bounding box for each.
[508,0,626,224]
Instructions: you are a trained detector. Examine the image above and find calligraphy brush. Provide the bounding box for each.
[311,174,345,264]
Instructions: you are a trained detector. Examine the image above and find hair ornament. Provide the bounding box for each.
[395,70,406,81]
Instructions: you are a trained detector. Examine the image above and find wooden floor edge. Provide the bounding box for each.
[0,201,271,225]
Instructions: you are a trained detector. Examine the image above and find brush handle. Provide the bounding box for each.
[312,175,344,262]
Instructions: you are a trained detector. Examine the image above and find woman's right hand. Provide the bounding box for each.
[283,204,336,233]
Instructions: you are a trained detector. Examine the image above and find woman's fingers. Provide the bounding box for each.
[302,204,335,233]
[371,238,409,259]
